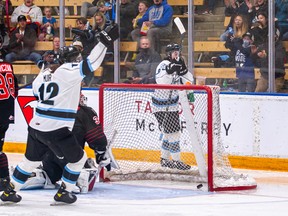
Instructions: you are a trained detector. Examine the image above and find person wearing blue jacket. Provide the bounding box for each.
[131,0,173,53]
[225,32,257,92]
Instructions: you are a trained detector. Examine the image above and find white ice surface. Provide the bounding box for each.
[1,153,288,216]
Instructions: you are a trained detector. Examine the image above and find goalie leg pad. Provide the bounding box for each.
[21,168,55,190]
[76,168,98,193]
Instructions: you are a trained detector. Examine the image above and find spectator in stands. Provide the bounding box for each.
[92,11,109,32]
[69,17,96,59]
[5,15,41,64]
[224,0,250,17]
[132,1,149,30]
[131,0,173,53]
[250,12,268,46]
[248,0,268,24]
[81,0,100,18]
[223,0,252,37]
[202,0,216,15]
[0,0,13,45]
[220,14,249,41]
[37,36,60,68]
[92,11,113,61]
[72,40,84,54]
[120,0,136,40]
[225,31,257,92]
[81,0,111,19]
[38,6,57,41]
[255,30,286,93]
[275,0,288,40]
[97,0,112,24]
[224,0,231,7]
[11,0,42,35]
[125,36,161,84]
[69,17,97,86]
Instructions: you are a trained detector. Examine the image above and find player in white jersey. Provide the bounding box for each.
[152,43,194,170]
[0,24,119,205]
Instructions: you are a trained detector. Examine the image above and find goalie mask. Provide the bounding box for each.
[59,46,81,63]
[79,92,87,106]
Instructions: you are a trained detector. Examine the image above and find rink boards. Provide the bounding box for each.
[4,88,288,171]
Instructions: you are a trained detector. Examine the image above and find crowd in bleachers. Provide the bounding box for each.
[1,0,288,92]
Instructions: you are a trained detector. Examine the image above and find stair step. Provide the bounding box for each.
[194,14,225,22]
[194,22,224,30]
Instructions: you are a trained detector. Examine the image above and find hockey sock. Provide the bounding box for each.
[62,152,87,192]
[0,152,9,178]
[11,156,41,191]
[161,140,170,159]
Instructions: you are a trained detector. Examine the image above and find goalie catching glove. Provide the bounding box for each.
[99,23,119,47]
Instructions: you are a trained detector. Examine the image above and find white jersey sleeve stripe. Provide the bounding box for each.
[86,58,94,73]
[79,61,84,77]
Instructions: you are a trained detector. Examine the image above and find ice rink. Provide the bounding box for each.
[1,153,288,216]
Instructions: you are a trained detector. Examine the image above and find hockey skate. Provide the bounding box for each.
[172,160,191,170]
[0,182,22,204]
[52,183,77,205]
[160,158,175,169]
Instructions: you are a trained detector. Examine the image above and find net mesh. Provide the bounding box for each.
[100,84,256,190]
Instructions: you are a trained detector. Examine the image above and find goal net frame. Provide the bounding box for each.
[99,83,257,192]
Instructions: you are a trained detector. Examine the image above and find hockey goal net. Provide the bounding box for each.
[99,83,257,191]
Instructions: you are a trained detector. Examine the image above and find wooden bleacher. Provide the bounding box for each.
[13,40,288,80]
[8,0,288,85]
[9,0,204,21]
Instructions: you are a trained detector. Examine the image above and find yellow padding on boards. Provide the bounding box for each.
[4,142,288,172]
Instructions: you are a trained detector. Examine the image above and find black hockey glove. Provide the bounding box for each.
[99,24,119,47]
[95,151,111,171]
[166,59,182,75]
[71,28,90,39]
[177,57,188,76]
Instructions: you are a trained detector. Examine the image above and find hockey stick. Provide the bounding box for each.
[159,72,178,140]
[174,17,186,51]
[97,129,119,181]
[18,81,33,90]
[171,18,207,176]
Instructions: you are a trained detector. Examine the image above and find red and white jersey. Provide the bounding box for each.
[29,42,107,132]
[0,62,18,124]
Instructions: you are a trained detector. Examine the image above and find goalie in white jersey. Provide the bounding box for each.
[152,43,194,170]
[0,24,119,205]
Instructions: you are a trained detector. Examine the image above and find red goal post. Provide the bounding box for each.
[99,83,257,191]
